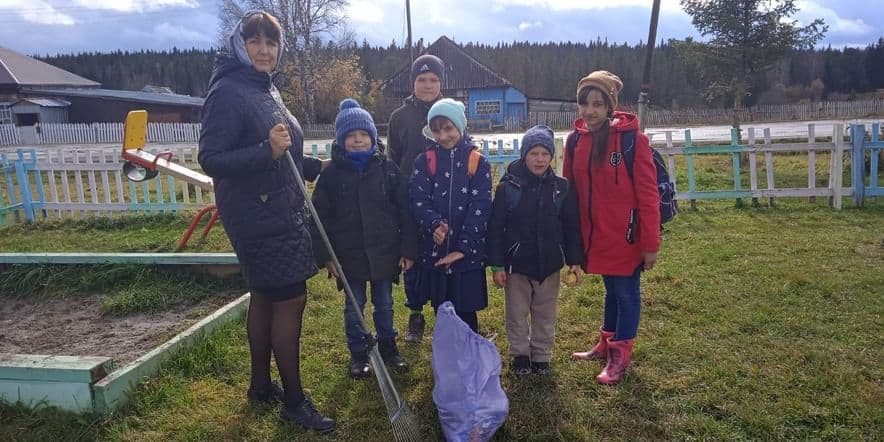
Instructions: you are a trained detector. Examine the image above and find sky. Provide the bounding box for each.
[0,0,880,56]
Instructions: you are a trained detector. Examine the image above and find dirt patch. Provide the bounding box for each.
[0,292,243,366]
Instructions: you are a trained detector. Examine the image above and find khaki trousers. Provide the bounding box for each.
[504,272,560,362]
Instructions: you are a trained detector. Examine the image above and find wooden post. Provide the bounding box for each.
[833,124,844,210]
[665,131,676,192]
[685,129,697,209]
[851,124,865,207]
[808,124,816,203]
[554,137,564,176]
[46,150,61,219]
[86,151,99,217]
[763,128,775,207]
[748,128,759,206]
[730,128,742,206]
[871,123,881,199]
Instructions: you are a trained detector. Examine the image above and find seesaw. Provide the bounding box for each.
[119,110,221,251]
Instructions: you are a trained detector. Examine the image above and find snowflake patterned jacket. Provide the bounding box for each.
[409,134,493,273]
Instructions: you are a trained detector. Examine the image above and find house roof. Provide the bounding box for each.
[382,36,515,94]
[16,97,71,107]
[23,87,205,107]
[0,46,100,88]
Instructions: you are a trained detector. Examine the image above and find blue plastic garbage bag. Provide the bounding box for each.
[432,301,509,441]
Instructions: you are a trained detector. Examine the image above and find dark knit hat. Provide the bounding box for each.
[577,70,623,109]
[411,54,445,83]
[334,98,377,148]
[520,125,555,159]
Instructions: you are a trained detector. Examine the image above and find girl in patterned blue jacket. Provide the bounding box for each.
[409,99,492,332]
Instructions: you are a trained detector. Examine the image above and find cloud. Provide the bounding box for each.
[796,0,872,35]
[492,0,684,14]
[153,22,213,44]
[518,21,543,31]
[0,0,76,25]
[73,0,198,13]
[346,0,391,24]
[424,0,456,26]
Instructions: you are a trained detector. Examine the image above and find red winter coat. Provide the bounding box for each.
[563,112,660,276]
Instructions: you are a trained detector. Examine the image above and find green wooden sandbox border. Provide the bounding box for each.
[0,292,250,415]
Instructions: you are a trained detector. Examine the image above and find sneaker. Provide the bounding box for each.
[246,380,284,404]
[349,350,371,380]
[379,338,409,373]
[532,361,552,376]
[280,398,336,433]
[512,355,531,376]
[404,313,425,343]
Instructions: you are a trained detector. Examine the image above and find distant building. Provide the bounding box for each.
[0,46,203,126]
[381,36,528,130]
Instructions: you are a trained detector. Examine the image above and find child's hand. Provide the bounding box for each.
[564,265,581,286]
[492,270,507,288]
[325,261,339,279]
[433,222,449,245]
[320,158,332,171]
[641,252,658,271]
[434,251,464,268]
[399,257,414,271]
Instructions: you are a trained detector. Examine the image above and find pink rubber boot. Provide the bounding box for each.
[571,328,615,361]
[596,338,634,385]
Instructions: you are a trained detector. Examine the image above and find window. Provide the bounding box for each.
[475,100,501,115]
[0,105,12,125]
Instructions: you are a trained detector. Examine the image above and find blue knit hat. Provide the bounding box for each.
[520,125,555,159]
[334,98,377,148]
[427,98,467,135]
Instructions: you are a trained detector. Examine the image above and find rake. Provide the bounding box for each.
[285,151,422,441]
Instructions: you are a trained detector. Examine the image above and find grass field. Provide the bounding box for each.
[1,197,881,441]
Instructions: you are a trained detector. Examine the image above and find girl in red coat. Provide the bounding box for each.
[564,71,661,385]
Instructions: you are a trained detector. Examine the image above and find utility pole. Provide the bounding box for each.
[637,0,661,132]
[406,0,414,63]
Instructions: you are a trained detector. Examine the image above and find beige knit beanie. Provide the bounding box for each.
[576,70,623,109]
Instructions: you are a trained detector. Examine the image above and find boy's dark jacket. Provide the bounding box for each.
[311,140,418,283]
[386,95,435,178]
[487,159,584,281]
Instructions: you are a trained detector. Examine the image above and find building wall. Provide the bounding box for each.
[10,102,69,124]
[468,87,506,124]
[64,97,201,123]
[467,87,527,125]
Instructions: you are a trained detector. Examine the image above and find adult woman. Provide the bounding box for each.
[564,71,661,385]
[198,11,334,432]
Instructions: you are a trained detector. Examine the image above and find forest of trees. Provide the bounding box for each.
[39,37,884,118]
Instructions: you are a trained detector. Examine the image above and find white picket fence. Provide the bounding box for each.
[0,124,20,145]
[34,122,201,145]
[0,122,338,146]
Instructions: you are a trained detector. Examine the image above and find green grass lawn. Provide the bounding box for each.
[1,198,882,440]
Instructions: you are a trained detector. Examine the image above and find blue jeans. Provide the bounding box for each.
[601,266,643,340]
[345,279,397,353]
[403,267,425,310]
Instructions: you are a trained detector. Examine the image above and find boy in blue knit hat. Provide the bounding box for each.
[312,99,418,379]
[487,125,584,376]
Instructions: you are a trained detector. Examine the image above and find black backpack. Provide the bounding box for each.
[566,130,677,226]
